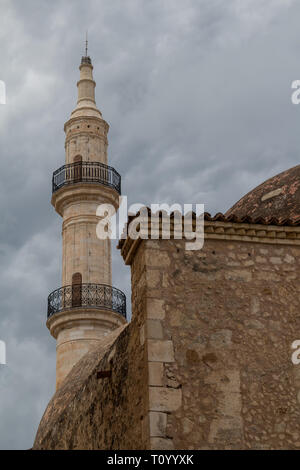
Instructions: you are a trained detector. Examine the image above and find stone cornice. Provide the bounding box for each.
[51,183,120,216]
[62,214,100,230]
[64,115,109,132]
[119,219,300,265]
[65,130,108,146]
[47,308,126,339]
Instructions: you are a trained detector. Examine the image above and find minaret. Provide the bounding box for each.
[47,49,126,390]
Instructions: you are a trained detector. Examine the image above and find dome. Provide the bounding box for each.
[226,164,300,222]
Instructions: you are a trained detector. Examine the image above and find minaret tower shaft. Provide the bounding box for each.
[47,52,126,390]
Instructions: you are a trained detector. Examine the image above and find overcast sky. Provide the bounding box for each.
[1,0,300,449]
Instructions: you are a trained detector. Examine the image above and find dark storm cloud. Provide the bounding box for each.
[0,0,299,448]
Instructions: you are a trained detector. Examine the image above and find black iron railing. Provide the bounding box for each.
[47,283,126,319]
[52,162,121,194]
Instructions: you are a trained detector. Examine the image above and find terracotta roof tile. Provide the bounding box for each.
[117,208,300,249]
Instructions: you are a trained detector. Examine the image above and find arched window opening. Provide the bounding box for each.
[73,155,82,182]
[72,272,82,307]
[73,154,82,163]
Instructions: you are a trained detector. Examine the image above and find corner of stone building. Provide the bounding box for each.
[129,240,182,450]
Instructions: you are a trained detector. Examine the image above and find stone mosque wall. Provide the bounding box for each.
[120,218,300,450]
[34,218,300,450]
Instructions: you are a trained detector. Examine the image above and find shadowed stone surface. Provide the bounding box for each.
[33,320,149,450]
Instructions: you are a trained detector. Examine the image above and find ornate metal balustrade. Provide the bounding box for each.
[52,161,121,194]
[47,283,126,319]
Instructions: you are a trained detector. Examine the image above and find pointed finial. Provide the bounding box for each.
[81,32,91,65]
[85,31,88,57]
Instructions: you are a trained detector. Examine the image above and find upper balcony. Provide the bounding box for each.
[52,161,121,195]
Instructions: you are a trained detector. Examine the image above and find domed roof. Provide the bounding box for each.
[226,164,300,222]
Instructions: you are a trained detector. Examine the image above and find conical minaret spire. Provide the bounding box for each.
[48,53,126,390]
[64,53,109,165]
[69,49,102,121]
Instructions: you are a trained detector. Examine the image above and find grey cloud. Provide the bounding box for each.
[0,0,299,448]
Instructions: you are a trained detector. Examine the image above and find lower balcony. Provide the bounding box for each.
[47,283,126,320]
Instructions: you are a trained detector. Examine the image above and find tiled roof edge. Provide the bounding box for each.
[117,208,300,251]
[124,208,300,227]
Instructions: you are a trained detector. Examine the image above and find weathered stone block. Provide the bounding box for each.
[147,319,163,339]
[146,270,161,288]
[145,250,170,267]
[169,309,181,326]
[148,362,164,386]
[182,417,194,434]
[149,411,167,437]
[210,329,232,348]
[225,270,252,282]
[270,257,282,265]
[147,298,165,320]
[149,386,182,412]
[150,437,175,450]
[148,340,175,362]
